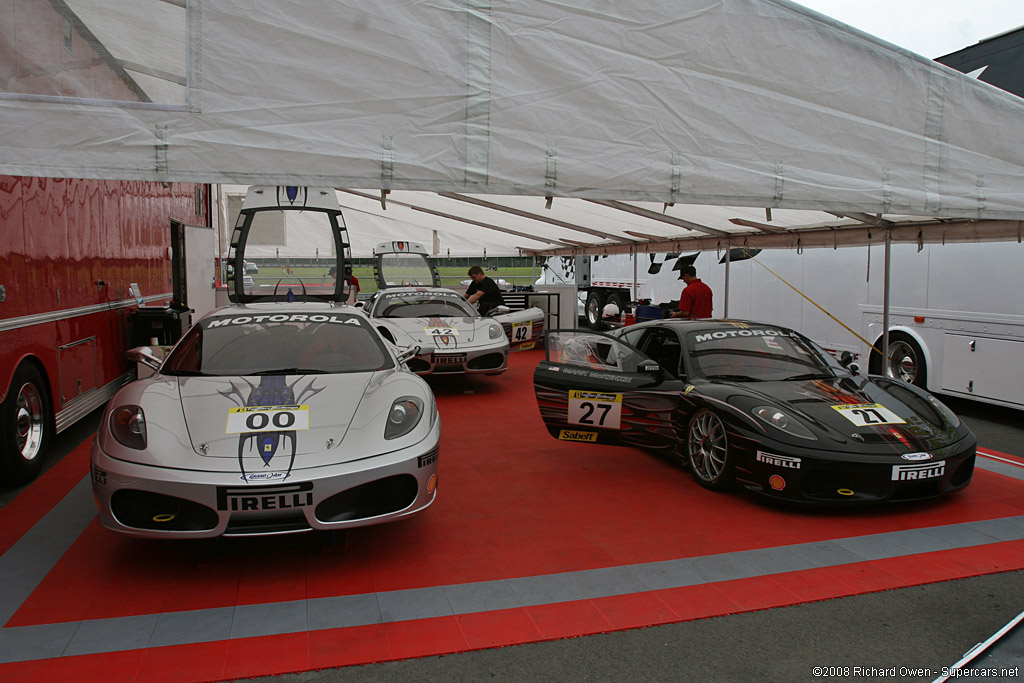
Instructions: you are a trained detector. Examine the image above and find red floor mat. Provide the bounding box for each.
[2,349,1024,681]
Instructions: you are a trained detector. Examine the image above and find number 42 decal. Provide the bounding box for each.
[832,403,905,426]
[568,390,623,430]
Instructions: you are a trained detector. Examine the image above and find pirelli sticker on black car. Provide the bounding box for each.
[756,451,801,469]
[558,429,599,442]
[226,405,310,434]
[567,390,623,430]
[892,462,945,481]
[832,403,906,426]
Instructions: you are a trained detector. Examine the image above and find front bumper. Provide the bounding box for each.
[406,345,508,375]
[90,422,440,538]
[733,432,977,504]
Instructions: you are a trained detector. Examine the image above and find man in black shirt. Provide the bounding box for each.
[465,265,504,315]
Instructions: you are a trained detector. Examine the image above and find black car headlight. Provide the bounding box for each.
[489,323,503,340]
[385,396,424,440]
[752,406,817,440]
[110,405,147,450]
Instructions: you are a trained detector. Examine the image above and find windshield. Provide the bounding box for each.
[686,327,835,381]
[162,312,393,376]
[376,252,436,287]
[375,291,477,318]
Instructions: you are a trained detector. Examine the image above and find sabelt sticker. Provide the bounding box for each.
[832,403,906,426]
[558,429,599,442]
[226,405,310,434]
[518,341,536,351]
[567,390,623,430]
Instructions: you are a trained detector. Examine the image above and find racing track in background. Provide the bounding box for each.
[0,350,1023,681]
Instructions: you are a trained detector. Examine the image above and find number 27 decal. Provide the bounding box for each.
[832,403,905,426]
[568,390,622,430]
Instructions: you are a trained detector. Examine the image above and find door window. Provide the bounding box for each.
[546,331,648,373]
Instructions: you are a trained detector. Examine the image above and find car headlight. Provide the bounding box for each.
[385,396,424,440]
[925,394,961,428]
[752,406,817,440]
[110,405,147,449]
[489,323,503,340]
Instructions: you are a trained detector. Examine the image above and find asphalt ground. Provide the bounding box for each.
[2,390,1022,683]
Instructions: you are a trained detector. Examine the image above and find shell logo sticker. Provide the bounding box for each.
[768,474,786,491]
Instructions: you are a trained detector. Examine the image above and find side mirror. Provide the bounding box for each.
[838,351,859,376]
[492,305,511,315]
[638,359,662,374]
[127,346,162,371]
[397,345,421,364]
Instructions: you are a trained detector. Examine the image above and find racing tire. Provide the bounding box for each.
[686,409,734,491]
[869,332,927,388]
[584,291,607,330]
[0,363,51,486]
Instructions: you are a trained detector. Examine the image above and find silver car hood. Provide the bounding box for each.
[177,374,370,460]
[377,316,490,348]
[100,368,435,475]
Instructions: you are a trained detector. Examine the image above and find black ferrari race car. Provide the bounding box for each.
[533,320,976,503]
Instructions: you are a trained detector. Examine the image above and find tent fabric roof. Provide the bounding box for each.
[4,1,1024,255]
[328,190,1023,258]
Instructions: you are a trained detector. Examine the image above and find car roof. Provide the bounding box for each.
[202,301,370,321]
[377,286,463,295]
[629,318,798,333]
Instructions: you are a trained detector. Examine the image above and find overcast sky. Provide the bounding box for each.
[793,0,1024,58]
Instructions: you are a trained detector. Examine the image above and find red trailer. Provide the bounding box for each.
[0,176,210,485]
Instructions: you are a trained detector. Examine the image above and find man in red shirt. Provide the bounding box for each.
[671,265,713,319]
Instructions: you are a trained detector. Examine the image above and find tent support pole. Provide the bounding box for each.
[632,248,637,305]
[723,240,731,318]
[882,228,892,374]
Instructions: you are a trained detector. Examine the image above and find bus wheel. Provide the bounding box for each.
[585,291,607,330]
[606,291,629,323]
[872,333,927,388]
[0,364,50,486]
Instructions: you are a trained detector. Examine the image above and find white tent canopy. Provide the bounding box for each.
[3,0,1024,232]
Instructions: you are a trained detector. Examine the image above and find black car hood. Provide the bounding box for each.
[698,374,967,452]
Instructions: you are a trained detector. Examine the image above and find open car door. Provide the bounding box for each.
[534,330,686,455]
[373,241,440,288]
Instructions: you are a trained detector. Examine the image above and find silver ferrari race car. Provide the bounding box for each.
[91,186,440,538]
[91,304,439,538]
[364,287,510,375]
[369,241,544,367]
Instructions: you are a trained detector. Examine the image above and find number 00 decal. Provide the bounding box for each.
[832,403,905,426]
[567,390,623,430]
[226,405,311,434]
